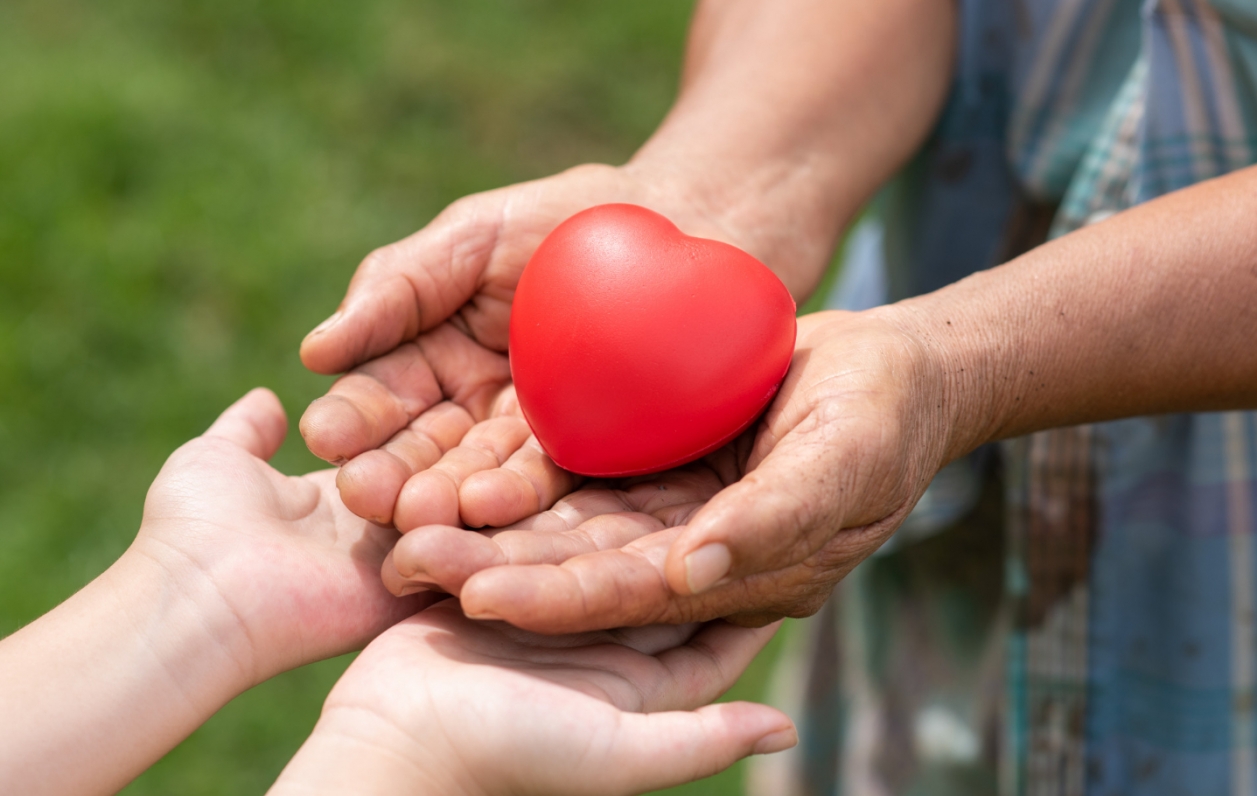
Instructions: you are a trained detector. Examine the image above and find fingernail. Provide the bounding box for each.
[684,543,731,594]
[752,727,798,755]
[309,310,343,336]
[465,608,503,621]
[397,583,431,597]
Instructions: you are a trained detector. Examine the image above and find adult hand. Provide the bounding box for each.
[135,388,430,683]
[385,164,1257,635]
[296,0,959,533]
[379,310,965,632]
[297,164,758,531]
[270,601,795,795]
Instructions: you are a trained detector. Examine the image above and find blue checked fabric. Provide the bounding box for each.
[750,2,1257,795]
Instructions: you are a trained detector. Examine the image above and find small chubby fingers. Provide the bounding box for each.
[459,435,577,528]
[336,401,476,525]
[393,416,533,531]
[539,620,780,715]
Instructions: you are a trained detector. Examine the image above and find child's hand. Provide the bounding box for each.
[133,387,429,683]
[0,388,428,796]
[271,601,795,795]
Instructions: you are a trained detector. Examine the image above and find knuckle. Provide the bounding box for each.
[782,595,828,619]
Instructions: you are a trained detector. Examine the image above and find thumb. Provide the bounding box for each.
[596,703,797,794]
[203,388,288,461]
[664,421,876,596]
[300,195,507,375]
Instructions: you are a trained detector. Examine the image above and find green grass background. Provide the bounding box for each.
[0,1,819,793]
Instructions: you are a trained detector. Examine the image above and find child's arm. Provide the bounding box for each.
[269,602,794,796]
[0,389,426,796]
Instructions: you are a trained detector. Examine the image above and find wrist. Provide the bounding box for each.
[870,294,1011,465]
[624,135,853,300]
[105,547,257,706]
[272,707,476,796]
[0,545,255,795]
[127,515,311,687]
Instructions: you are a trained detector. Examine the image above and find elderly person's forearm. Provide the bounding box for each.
[628,0,957,297]
[888,164,1257,462]
[397,165,1257,632]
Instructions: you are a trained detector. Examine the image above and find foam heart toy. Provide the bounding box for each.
[509,203,796,477]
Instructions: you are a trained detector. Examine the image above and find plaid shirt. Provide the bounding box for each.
[750,2,1257,795]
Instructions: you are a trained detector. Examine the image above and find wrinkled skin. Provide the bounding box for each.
[296,0,964,638]
[298,164,798,534]
[297,163,957,635]
[300,166,750,497]
[378,310,957,633]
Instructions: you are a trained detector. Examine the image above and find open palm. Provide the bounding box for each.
[273,600,794,796]
[134,388,429,684]
[296,164,758,531]
[380,310,955,633]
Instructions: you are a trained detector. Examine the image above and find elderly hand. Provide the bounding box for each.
[297,164,765,532]
[378,309,966,632]
[295,0,959,632]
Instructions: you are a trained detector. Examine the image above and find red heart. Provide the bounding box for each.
[509,204,796,477]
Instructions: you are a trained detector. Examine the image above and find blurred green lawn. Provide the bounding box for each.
[0,2,814,794]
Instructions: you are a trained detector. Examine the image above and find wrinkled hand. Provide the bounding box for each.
[134,388,430,683]
[380,310,960,632]
[271,601,794,796]
[298,164,748,531]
